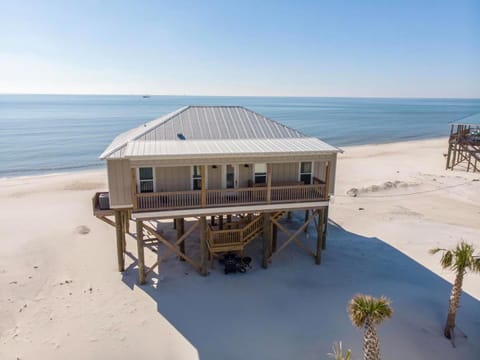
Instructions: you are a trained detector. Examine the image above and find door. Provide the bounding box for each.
[226,164,236,188]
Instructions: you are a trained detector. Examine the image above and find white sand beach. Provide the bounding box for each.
[1,137,479,359]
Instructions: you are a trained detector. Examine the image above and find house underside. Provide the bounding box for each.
[92,163,332,284]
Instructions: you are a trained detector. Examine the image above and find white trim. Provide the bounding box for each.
[191,165,207,190]
[137,167,156,193]
[252,163,267,184]
[298,161,313,184]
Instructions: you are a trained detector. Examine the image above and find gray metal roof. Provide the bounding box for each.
[100,106,340,160]
[124,138,339,159]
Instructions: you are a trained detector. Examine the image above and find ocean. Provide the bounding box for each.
[1,95,480,177]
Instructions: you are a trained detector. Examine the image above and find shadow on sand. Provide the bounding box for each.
[121,215,480,360]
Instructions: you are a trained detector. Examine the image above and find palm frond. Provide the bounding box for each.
[327,341,352,360]
[440,250,454,269]
[348,294,393,328]
[431,241,480,274]
[471,257,480,273]
[429,247,445,255]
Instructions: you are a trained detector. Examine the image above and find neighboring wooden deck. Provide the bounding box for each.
[446,123,480,172]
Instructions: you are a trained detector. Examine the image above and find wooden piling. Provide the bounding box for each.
[114,211,125,272]
[322,207,328,250]
[136,220,146,284]
[176,218,185,261]
[304,210,309,233]
[262,212,271,268]
[199,216,208,276]
[315,209,323,265]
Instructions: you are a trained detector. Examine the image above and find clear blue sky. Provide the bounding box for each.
[1,0,479,97]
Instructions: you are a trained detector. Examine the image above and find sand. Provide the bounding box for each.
[1,137,479,359]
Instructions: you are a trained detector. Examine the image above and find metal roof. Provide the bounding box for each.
[100,106,340,160]
[124,137,339,159]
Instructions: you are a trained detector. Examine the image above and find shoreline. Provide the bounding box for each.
[0,136,450,181]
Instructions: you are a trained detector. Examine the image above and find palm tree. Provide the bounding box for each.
[348,294,393,360]
[328,341,352,360]
[430,241,480,339]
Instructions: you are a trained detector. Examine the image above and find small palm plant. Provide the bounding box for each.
[430,241,480,339]
[348,294,393,360]
[327,341,352,360]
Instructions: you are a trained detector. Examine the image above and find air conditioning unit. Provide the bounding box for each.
[98,192,110,210]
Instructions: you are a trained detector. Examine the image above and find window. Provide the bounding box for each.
[254,163,267,184]
[192,165,202,190]
[299,162,312,184]
[139,167,154,193]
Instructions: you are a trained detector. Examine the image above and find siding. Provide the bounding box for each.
[155,166,191,191]
[107,159,132,208]
[314,154,337,195]
[238,164,252,188]
[208,165,222,189]
[271,163,299,184]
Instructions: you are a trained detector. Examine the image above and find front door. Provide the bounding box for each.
[226,164,236,188]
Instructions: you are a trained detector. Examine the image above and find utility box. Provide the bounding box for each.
[98,192,110,210]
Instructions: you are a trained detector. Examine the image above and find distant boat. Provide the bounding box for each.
[142,95,150,98]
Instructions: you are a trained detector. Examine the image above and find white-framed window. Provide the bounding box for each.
[254,163,267,184]
[299,162,313,184]
[138,167,155,193]
[192,165,202,190]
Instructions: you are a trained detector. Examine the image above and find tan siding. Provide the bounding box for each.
[271,163,299,184]
[238,164,252,188]
[107,159,132,207]
[155,166,191,192]
[329,154,337,195]
[208,165,222,189]
[314,161,326,182]
[314,155,337,194]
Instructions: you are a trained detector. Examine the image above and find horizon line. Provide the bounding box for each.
[1,92,480,100]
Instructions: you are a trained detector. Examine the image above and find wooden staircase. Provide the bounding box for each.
[207,211,285,254]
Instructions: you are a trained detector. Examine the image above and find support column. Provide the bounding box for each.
[262,213,271,268]
[200,216,208,276]
[304,210,309,233]
[176,218,185,261]
[114,211,125,272]
[136,220,146,284]
[322,206,328,250]
[287,211,292,220]
[272,223,278,252]
[316,209,323,265]
[219,215,224,230]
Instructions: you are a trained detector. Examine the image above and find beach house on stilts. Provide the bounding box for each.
[92,106,341,284]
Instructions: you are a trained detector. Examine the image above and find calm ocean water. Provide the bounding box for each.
[1,95,480,177]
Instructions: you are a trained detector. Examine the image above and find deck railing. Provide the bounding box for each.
[134,183,326,212]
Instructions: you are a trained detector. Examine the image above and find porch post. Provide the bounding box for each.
[201,165,207,207]
[266,163,272,203]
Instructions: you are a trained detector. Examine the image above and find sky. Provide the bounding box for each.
[0,0,479,98]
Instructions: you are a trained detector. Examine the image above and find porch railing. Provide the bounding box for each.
[134,183,326,212]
